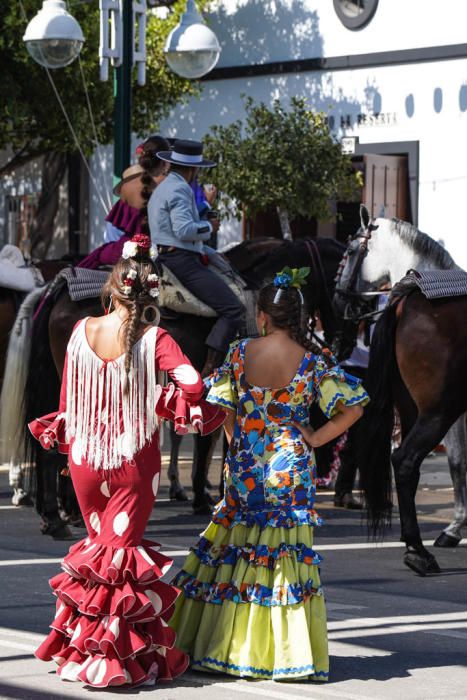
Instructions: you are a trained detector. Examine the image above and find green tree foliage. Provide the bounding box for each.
[0,0,211,174]
[202,96,362,238]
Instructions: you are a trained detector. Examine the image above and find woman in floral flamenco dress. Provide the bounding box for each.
[29,234,224,688]
[171,268,369,681]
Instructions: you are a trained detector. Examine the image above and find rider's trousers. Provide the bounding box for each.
[158,249,245,354]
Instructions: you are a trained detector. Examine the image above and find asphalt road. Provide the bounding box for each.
[0,448,466,700]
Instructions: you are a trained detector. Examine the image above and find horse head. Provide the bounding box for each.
[333,204,390,313]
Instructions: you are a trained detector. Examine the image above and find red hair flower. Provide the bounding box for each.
[131,233,151,250]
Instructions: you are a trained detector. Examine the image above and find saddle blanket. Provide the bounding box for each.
[57,263,257,335]
[401,268,467,299]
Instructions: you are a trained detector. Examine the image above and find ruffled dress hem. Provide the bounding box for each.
[191,657,329,681]
[36,537,189,688]
[170,519,329,682]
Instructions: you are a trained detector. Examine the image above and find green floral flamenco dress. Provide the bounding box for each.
[170,339,368,681]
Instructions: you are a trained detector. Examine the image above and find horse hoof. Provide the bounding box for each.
[192,502,213,516]
[204,490,216,506]
[333,493,363,510]
[69,515,86,528]
[53,527,75,541]
[47,523,75,540]
[403,551,441,576]
[11,489,33,507]
[434,532,461,548]
[169,485,189,502]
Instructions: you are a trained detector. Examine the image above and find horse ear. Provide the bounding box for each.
[360,204,370,229]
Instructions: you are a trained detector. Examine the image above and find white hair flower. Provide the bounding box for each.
[122,241,139,259]
[149,246,158,261]
[122,285,132,296]
[126,269,137,280]
[146,272,160,298]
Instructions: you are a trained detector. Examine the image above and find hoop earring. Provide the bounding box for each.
[105,295,113,316]
[141,304,160,326]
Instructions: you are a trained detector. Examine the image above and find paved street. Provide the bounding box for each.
[0,444,466,700]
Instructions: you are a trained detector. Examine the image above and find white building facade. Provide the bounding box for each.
[88,0,467,266]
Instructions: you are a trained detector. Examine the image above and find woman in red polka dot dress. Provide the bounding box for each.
[29,234,224,688]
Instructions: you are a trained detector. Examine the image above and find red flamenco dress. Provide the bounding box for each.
[29,318,224,688]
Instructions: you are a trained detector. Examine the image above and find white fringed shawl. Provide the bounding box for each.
[65,320,162,470]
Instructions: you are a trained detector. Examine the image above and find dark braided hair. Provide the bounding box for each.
[257,282,326,358]
[102,251,160,393]
[138,135,170,235]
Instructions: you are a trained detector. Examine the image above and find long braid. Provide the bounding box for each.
[101,239,161,394]
[122,299,142,393]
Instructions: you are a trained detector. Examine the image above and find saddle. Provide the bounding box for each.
[393,268,467,300]
[57,262,258,335]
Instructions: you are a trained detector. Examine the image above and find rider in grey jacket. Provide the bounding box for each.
[148,140,245,376]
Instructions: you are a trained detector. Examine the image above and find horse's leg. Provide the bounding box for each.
[36,450,74,540]
[192,432,219,514]
[58,470,85,527]
[203,426,222,496]
[9,463,33,506]
[167,423,188,501]
[392,412,453,575]
[434,414,467,547]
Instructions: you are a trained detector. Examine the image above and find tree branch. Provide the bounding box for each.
[0,145,46,177]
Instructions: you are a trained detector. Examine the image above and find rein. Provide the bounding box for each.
[302,237,337,334]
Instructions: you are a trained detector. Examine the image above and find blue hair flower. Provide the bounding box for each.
[273,267,310,290]
[273,272,293,288]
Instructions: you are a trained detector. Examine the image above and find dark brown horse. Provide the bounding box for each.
[0,259,70,394]
[23,237,346,535]
[334,206,467,575]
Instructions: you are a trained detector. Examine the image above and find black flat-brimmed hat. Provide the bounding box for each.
[156,139,215,168]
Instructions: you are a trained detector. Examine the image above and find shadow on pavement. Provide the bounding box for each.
[329,649,467,683]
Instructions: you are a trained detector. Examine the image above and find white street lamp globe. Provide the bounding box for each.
[23,0,84,69]
[164,0,221,80]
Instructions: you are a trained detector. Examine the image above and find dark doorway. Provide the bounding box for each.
[335,140,419,242]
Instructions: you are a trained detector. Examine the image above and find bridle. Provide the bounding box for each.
[334,219,390,323]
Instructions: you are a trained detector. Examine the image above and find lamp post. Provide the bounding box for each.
[23,0,221,185]
[23,0,84,68]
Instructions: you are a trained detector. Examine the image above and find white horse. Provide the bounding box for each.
[335,204,467,547]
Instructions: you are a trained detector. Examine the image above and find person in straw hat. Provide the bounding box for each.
[148,139,245,377]
[78,136,170,269]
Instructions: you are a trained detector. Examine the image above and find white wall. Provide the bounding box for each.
[89,0,467,266]
[211,0,467,66]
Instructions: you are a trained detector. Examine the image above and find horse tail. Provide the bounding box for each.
[358,301,399,536]
[0,287,45,466]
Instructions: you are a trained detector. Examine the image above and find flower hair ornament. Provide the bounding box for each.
[122,233,157,262]
[120,233,161,300]
[273,266,310,304]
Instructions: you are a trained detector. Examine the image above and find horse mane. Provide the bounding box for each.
[390,218,456,269]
